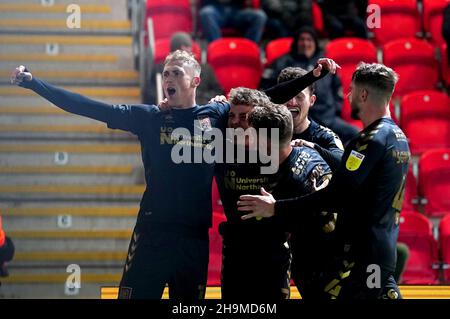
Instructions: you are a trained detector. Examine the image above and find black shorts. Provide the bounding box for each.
[118,223,209,300]
[220,223,292,301]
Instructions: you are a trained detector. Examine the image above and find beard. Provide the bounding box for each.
[350,102,360,120]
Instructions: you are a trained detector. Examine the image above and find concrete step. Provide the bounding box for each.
[0,19,131,32]
[1,269,122,299]
[0,173,141,186]
[0,96,142,108]
[0,123,133,140]
[10,251,127,267]
[0,44,135,57]
[2,216,135,231]
[6,230,132,253]
[0,3,111,14]
[0,53,119,63]
[0,55,135,72]
[0,0,129,21]
[0,184,144,201]
[0,142,140,154]
[0,165,134,174]
[13,251,126,263]
[0,114,108,125]
[0,69,138,85]
[7,228,132,238]
[0,34,132,46]
[0,174,141,185]
[0,205,139,217]
[0,85,140,98]
[0,153,142,166]
[0,282,112,299]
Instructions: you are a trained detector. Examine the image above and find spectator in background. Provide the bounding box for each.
[144,32,224,105]
[319,0,368,39]
[261,0,313,38]
[0,216,15,277]
[443,4,450,60]
[199,0,267,43]
[260,26,359,144]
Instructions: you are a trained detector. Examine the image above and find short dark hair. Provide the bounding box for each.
[352,63,399,104]
[277,67,315,95]
[170,32,192,52]
[228,87,271,108]
[248,103,293,148]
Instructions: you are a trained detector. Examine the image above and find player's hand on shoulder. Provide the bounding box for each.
[10,65,32,85]
[208,95,228,104]
[291,139,314,149]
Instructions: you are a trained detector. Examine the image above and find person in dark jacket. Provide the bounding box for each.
[319,0,368,39]
[199,0,267,43]
[261,0,313,38]
[260,27,359,144]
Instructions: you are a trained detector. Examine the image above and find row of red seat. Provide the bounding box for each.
[368,0,449,46]
[399,91,450,155]
[144,0,324,42]
[267,37,449,97]
[144,0,449,46]
[154,36,448,101]
[405,149,450,217]
[399,211,450,284]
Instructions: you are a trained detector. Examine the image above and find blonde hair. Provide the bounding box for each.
[164,50,201,76]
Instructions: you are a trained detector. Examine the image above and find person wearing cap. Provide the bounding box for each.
[144,32,224,105]
[260,26,359,144]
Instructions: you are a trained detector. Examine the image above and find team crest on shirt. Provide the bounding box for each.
[346,150,365,171]
[197,116,212,131]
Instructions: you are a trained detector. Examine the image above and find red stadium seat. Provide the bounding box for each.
[419,149,450,216]
[264,37,293,66]
[382,38,440,98]
[423,0,450,45]
[324,37,378,93]
[403,166,419,211]
[368,0,421,45]
[208,211,226,286]
[153,38,201,64]
[400,90,450,154]
[0,215,5,248]
[312,1,324,33]
[207,38,262,94]
[439,213,450,282]
[398,211,440,284]
[145,0,193,41]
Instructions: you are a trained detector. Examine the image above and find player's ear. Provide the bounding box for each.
[310,94,316,107]
[361,88,368,102]
[192,76,201,88]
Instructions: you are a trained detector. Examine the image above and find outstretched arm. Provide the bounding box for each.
[10,65,156,134]
[263,58,340,104]
[11,65,119,123]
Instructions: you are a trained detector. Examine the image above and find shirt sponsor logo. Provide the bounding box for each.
[197,116,212,131]
[346,150,365,171]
